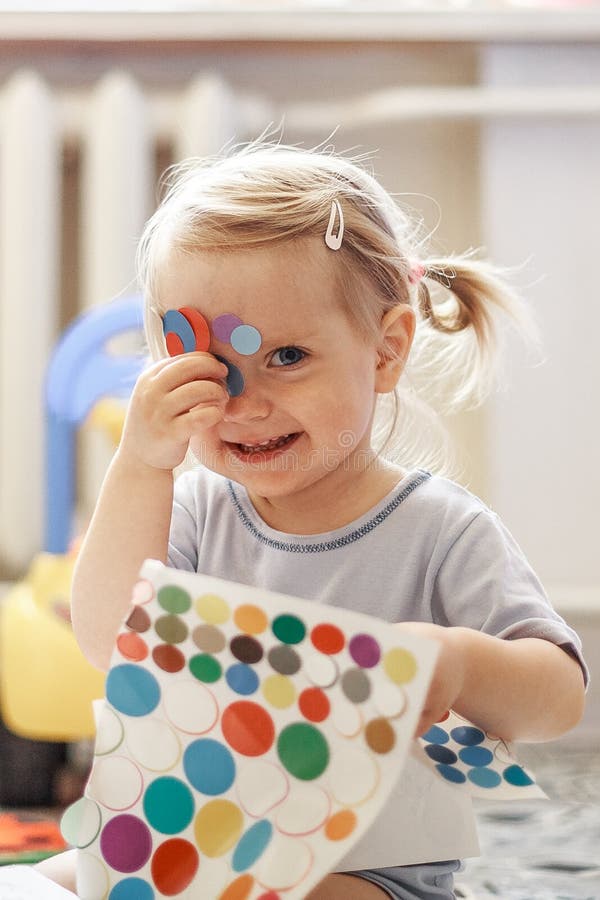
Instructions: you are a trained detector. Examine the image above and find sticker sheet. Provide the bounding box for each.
[417,710,545,800]
[64,560,440,900]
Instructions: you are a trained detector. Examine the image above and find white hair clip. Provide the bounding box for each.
[325,199,344,251]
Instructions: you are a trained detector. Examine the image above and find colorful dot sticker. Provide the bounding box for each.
[69,561,542,900]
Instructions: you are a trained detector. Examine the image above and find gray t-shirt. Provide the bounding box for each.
[167,466,588,878]
[168,466,586,677]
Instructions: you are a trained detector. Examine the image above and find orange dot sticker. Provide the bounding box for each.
[325,809,357,841]
[218,873,254,900]
[117,632,148,662]
[311,623,345,655]
[234,604,269,635]
[221,701,275,757]
[151,838,199,895]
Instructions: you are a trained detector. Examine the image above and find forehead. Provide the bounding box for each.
[157,239,344,330]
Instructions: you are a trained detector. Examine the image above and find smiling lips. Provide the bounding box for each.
[235,433,299,453]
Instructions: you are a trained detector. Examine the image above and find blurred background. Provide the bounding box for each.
[0,2,598,890]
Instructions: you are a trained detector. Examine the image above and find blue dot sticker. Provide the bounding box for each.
[230,324,262,356]
[184,739,236,795]
[459,746,494,767]
[232,820,273,872]
[421,725,449,745]
[450,725,485,746]
[436,764,467,784]
[106,665,161,717]
[467,767,502,789]
[162,309,196,354]
[214,354,245,398]
[425,744,458,765]
[226,663,259,696]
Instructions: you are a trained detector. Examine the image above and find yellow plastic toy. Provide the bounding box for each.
[0,296,144,742]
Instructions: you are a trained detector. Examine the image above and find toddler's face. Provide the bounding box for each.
[157,239,387,503]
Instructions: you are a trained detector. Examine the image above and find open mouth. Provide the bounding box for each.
[228,433,300,457]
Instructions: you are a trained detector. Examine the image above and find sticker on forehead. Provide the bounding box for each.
[212,314,243,343]
[162,308,210,356]
[230,324,262,356]
[215,354,245,398]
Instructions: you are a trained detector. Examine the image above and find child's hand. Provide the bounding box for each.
[395,622,467,738]
[119,353,229,471]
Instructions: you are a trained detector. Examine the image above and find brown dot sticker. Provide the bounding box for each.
[230,634,263,665]
[341,668,371,704]
[153,643,186,673]
[155,614,188,644]
[126,605,151,633]
[365,717,396,754]
[192,624,226,654]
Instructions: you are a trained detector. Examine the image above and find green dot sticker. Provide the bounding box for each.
[272,614,306,645]
[277,722,329,780]
[158,585,192,615]
[189,654,222,684]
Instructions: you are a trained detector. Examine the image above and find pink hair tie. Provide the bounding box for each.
[408,263,425,285]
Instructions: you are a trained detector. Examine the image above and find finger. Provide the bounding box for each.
[165,380,228,417]
[151,352,229,391]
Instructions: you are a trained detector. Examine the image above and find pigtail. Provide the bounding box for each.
[403,253,538,416]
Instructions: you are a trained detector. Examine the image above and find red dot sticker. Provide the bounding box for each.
[311,623,345,655]
[298,688,330,723]
[151,838,199,895]
[221,701,275,757]
[165,332,185,356]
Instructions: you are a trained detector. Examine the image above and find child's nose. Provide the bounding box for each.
[222,384,271,422]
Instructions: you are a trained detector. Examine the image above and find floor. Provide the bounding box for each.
[461,737,600,900]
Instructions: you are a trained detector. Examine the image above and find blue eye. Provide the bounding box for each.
[271,347,306,367]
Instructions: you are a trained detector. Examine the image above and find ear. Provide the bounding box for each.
[374,304,416,393]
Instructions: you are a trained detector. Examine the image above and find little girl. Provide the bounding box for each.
[61,143,586,899]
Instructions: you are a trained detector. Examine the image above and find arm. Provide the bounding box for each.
[71,352,228,670]
[399,622,586,742]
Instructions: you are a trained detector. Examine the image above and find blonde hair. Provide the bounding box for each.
[137,141,535,473]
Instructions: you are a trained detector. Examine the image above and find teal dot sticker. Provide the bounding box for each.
[272,614,306,645]
[232,820,273,872]
[184,739,236,795]
[503,764,534,787]
[109,878,155,899]
[277,722,329,780]
[158,585,191,614]
[143,777,195,834]
[106,665,161,717]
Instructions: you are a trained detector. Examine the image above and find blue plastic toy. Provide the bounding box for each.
[45,294,145,553]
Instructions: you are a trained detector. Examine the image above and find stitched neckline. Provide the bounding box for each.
[226,470,431,554]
